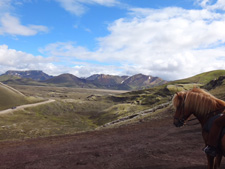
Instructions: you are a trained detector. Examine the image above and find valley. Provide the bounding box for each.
[0,69,225,168]
[0,85,131,141]
[1,69,225,141]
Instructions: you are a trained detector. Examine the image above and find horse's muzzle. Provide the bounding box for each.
[173,118,185,127]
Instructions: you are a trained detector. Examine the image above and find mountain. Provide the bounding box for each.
[86,74,128,85]
[0,70,167,90]
[44,73,95,88]
[44,73,130,89]
[86,74,167,90]
[4,70,53,81]
[122,74,167,90]
[86,74,130,90]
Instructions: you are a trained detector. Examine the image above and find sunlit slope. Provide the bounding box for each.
[0,82,28,110]
[174,70,225,84]
[166,70,225,91]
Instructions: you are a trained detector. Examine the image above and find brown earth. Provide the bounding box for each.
[0,108,224,169]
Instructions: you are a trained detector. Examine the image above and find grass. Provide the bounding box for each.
[0,98,151,141]
[166,83,203,92]
[0,75,48,86]
[105,84,173,107]
[0,83,45,110]
[91,103,148,126]
[0,83,159,141]
[0,100,103,140]
[0,83,29,110]
[0,85,131,141]
[0,75,20,81]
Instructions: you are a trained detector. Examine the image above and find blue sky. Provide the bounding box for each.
[1,0,225,80]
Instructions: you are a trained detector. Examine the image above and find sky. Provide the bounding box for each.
[1,0,225,80]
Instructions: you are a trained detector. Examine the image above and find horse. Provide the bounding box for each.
[172,88,225,169]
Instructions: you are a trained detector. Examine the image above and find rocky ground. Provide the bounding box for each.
[0,107,224,169]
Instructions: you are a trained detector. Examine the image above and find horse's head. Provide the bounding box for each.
[172,91,191,127]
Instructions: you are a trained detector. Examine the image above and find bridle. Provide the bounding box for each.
[174,93,225,127]
[174,94,187,127]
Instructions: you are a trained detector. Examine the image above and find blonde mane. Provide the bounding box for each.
[174,88,225,116]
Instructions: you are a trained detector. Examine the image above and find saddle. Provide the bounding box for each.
[204,114,225,138]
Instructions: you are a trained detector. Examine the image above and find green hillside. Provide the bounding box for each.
[0,75,21,81]
[174,70,225,84]
[203,75,225,100]
[166,70,225,92]
[0,82,30,110]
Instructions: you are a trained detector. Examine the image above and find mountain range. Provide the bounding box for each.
[0,70,167,90]
[4,70,53,81]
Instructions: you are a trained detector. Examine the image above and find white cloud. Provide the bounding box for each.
[2,0,225,80]
[40,6,225,80]
[197,0,225,10]
[209,0,225,10]
[0,44,118,77]
[196,0,211,7]
[39,42,94,60]
[0,13,48,36]
[70,62,123,77]
[0,1,49,36]
[54,0,120,16]
[0,45,57,75]
[99,7,225,79]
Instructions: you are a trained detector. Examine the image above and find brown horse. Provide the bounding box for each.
[172,88,225,169]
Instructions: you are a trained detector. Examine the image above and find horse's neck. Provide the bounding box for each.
[194,113,207,128]
[193,97,225,126]
[194,110,224,128]
[193,110,219,128]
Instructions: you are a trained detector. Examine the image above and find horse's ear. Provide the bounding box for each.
[176,92,180,97]
[176,92,182,100]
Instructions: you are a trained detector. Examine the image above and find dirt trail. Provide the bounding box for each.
[0,108,224,169]
[0,99,55,115]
